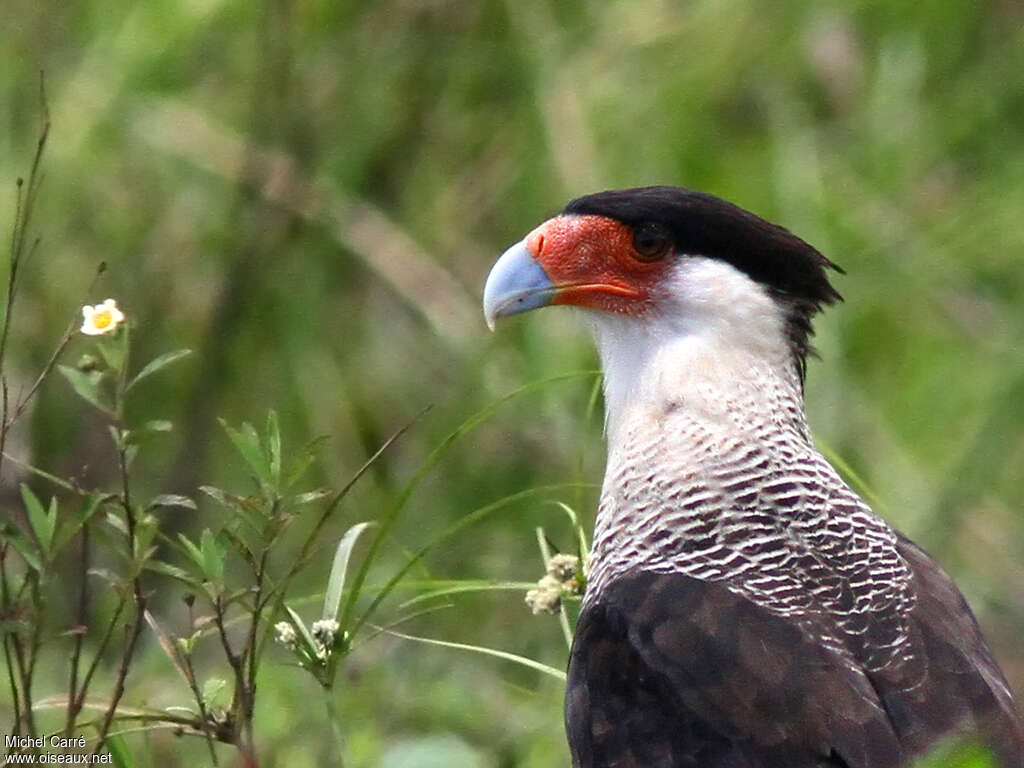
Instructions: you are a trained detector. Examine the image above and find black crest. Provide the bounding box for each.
[564,186,843,381]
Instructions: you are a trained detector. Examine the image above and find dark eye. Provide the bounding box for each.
[632,223,671,262]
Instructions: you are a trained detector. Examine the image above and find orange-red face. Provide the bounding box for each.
[483,214,676,327]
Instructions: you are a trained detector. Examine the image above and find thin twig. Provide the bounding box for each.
[90,610,144,758]
[245,548,270,706]
[4,261,107,430]
[284,408,427,587]
[213,596,251,755]
[179,648,221,765]
[22,574,43,741]
[1,544,22,736]
[3,549,37,744]
[0,76,50,392]
[91,438,147,756]
[73,597,126,715]
[64,524,90,736]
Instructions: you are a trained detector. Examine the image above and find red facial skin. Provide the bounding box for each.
[526,215,670,316]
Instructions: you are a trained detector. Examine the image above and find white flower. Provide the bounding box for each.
[274,621,297,649]
[311,619,340,650]
[81,299,125,336]
[525,575,563,615]
[546,554,580,583]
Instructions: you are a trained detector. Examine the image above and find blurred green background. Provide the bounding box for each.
[2,0,1023,765]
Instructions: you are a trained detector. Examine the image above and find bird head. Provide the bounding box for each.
[483,186,842,383]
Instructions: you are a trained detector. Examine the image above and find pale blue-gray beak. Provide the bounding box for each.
[482,239,556,331]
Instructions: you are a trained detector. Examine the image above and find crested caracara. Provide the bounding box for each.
[483,186,1024,768]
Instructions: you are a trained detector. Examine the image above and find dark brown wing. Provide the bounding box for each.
[566,564,1024,768]
[566,570,905,768]
[884,534,1024,767]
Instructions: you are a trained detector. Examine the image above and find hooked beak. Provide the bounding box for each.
[482,239,556,331]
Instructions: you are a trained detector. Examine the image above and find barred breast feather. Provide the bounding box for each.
[571,364,1024,768]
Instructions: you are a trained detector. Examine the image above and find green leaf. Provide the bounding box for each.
[266,410,281,486]
[198,485,233,507]
[87,568,124,589]
[220,419,269,484]
[144,560,204,591]
[222,525,257,568]
[201,677,227,708]
[385,627,566,681]
[97,333,126,373]
[105,511,129,536]
[323,522,376,622]
[177,533,205,571]
[144,420,174,433]
[133,514,159,565]
[149,494,197,511]
[21,484,55,553]
[57,364,113,413]
[90,522,134,568]
[284,435,329,489]
[104,732,135,768]
[284,604,318,657]
[125,349,192,393]
[51,493,104,554]
[0,522,42,572]
[199,528,225,584]
[292,488,333,506]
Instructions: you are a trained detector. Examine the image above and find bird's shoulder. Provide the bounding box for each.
[567,569,904,768]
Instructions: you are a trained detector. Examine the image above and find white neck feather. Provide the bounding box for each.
[583,257,808,446]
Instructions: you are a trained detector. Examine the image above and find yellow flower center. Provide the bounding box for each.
[93,310,113,329]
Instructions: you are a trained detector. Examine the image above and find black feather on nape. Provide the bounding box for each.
[564,186,843,382]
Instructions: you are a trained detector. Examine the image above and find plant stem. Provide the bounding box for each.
[91,606,145,758]
[92,438,147,756]
[65,524,90,736]
[23,573,43,740]
[246,548,270,702]
[213,596,255,760]
[180,651,220,765]
[322,685,345,768]
[1,544,22,737]
[73,596,126,716]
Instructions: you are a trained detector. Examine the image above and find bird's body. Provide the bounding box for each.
[483,186,1024,767]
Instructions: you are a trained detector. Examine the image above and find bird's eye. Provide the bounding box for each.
[632,224,671,262]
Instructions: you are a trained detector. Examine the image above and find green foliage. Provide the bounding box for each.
[913,738,998,768]
[1,0,1023,765]
[323,522,375,623]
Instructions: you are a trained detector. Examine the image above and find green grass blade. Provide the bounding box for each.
[124,348,192,393]
[398,580,537,609]
[351,483,586,638]
[323,521,376,622]
[104,733,135,768]
[340,372,598,633]
[384,627,566,682]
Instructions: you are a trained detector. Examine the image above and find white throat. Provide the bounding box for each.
[583,257,809,446]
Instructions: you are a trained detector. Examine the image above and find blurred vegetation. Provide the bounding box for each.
[2,0,1023,765]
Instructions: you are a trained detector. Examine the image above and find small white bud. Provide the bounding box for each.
[274,621,297,649]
